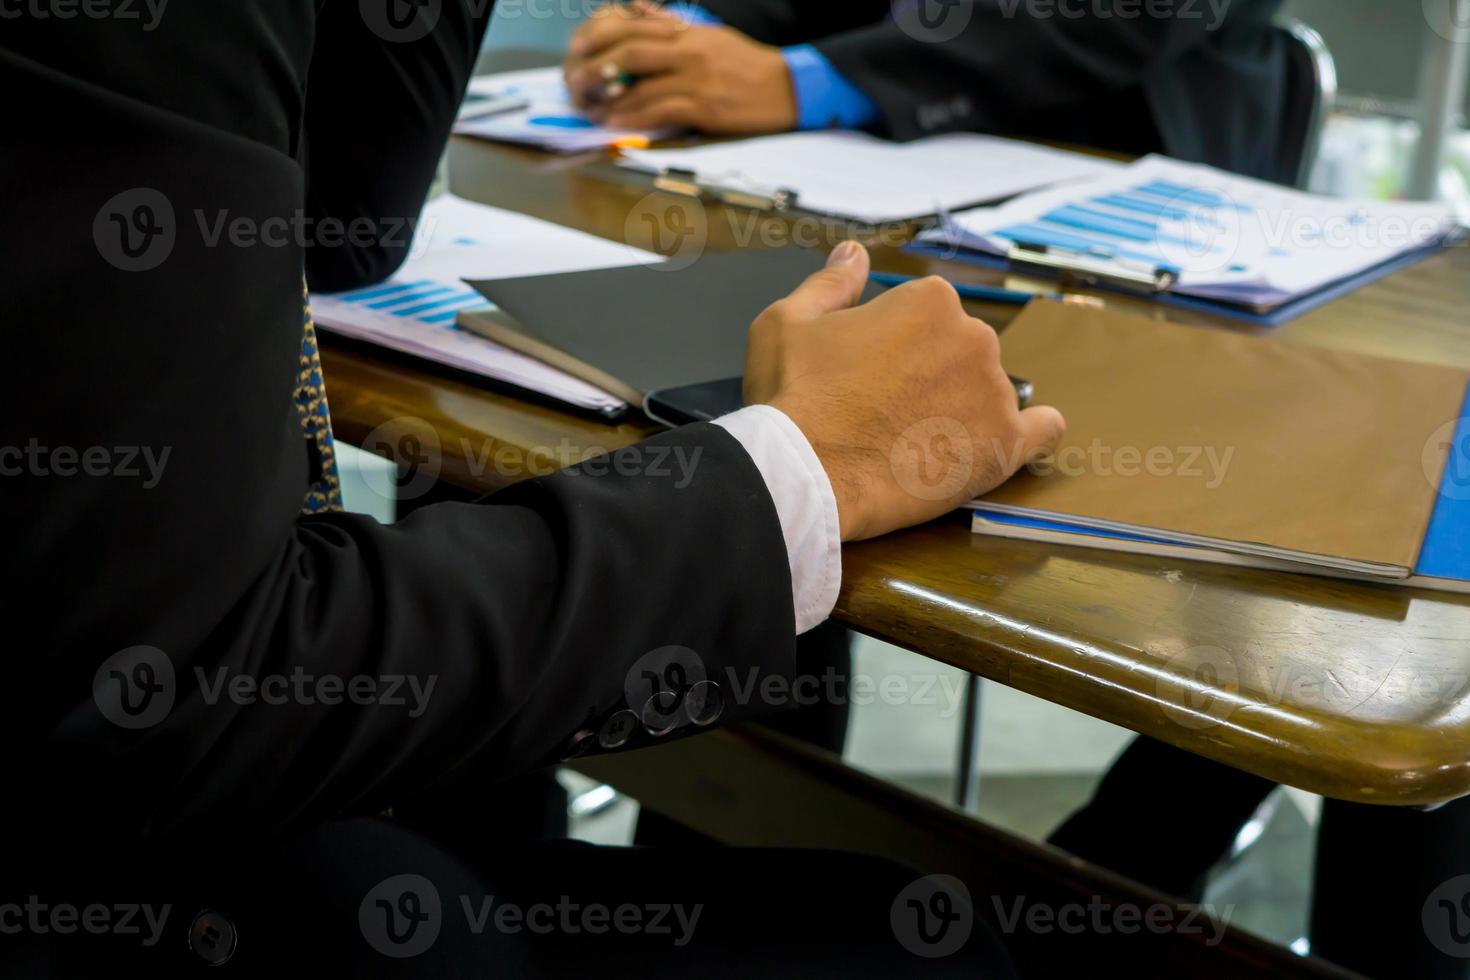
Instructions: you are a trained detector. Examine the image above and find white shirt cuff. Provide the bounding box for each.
[714,405,842,635]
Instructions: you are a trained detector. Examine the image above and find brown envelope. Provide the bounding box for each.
[984,302,1470,572]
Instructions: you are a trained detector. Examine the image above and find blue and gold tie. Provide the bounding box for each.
[296,284,342,514]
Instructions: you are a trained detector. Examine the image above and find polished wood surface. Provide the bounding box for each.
[318,68,1470,805]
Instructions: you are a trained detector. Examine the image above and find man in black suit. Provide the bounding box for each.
[565,0,1290,178]
[566,0,1313,915]
[4,1,1063,975]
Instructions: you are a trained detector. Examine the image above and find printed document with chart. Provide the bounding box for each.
[454,67,675,152]
[917,156,1463,313]
[308,195,655,415]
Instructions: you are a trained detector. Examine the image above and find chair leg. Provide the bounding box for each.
[954,673,984,812]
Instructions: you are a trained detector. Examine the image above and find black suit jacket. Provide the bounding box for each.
[3,0,801,871]
[698,0,1290,180]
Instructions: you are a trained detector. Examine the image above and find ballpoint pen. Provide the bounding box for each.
[867,271,1104,308]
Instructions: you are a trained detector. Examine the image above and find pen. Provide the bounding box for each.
[600,62,636,101]
[867,271,1099,307]
[863,272,1036,405]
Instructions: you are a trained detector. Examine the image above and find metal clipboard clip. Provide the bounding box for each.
[1006,240,1179,296]
[652,167,800,214]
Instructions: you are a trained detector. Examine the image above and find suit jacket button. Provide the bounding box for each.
[640,691,682,736]
[560,729,598,762]
[598,709,640,749]
[684,680,724,727]
[187,909,238,966]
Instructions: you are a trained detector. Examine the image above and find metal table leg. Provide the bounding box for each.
[954,673,983,812]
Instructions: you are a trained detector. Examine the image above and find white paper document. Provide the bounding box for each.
[916,156,1463,309]
[454,67,674,153]
[618,131,1119,224]
[309,195,656,414]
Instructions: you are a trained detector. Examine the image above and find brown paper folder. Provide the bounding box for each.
[979,302,1470,576]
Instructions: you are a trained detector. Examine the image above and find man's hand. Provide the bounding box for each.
[745,243,1068,542]
[564,2,797,134]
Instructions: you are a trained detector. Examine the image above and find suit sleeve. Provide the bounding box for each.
[301,0,492,291]
[703,0,1249,142]
[693,0,890,46]
[6,3,802,850]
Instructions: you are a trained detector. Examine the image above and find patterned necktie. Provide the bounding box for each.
[296,282,342,514]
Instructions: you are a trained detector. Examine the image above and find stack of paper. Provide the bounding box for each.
[917,156,1462,312]
[454,67,674,153]
[618,131,1119,224]
[310,195,656,415]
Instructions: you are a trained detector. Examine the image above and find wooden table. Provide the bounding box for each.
[320,120,1470,808]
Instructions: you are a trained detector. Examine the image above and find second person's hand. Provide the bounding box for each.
[564,3,797,134]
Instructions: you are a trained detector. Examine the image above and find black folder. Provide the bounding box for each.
[461,247,884,422]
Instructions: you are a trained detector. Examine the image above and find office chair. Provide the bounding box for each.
[1275,18,1339,189]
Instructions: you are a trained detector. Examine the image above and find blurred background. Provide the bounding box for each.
[336,0,1470,960]
[484,0,1470,205]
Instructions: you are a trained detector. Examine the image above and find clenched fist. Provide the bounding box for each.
[745,242,1068,542]
[564,1,798,134]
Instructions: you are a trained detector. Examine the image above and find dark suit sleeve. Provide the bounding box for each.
[693,0,890,45]
[301,0,491,291]
[699,0,1251,142]
[6,3,802,850]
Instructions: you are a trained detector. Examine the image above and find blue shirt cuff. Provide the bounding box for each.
[780,44,881,131]
[676,6,723,27]
[672,9,879,131]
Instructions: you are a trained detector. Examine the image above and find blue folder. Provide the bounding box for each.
[905,238,1455,327]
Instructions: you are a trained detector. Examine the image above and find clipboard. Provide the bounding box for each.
[904,236,1461,327]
